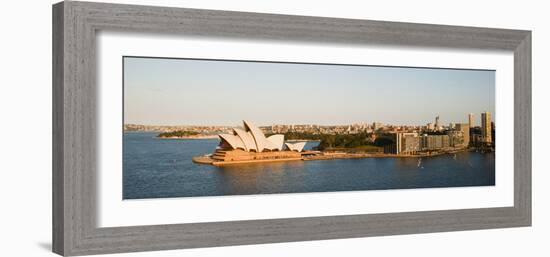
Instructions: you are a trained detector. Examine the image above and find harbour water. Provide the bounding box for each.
[123,132,495,199]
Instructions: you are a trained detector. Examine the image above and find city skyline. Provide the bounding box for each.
[124,57,495,126]
[124,112,494,128]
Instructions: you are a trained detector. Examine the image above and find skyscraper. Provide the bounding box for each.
[481,112,492,144]
[468,113,474,128]
[435,115,440,130]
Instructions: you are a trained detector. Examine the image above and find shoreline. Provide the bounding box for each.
[193,148,474,166]
[123,131,220,140]
[285,139,320,142]
[156,135,219,140]
[303,149,468,161]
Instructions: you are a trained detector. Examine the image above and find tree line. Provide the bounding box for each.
[157,130,199,138]
[266,132,395,151]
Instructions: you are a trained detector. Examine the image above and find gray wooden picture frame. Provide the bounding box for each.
[52,1,531,256]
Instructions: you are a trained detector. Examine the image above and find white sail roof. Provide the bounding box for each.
[285,142,307,152]
[243,120,283,151]
[233,128,257,152]
[218,121,287,152]
[219,134,245,150]
[266,134,285,151]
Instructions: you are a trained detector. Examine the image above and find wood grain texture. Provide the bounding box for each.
[52,1,532,256]
[52,2,65,255]
[514,32,532,224]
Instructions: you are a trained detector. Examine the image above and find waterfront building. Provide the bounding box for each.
[455,123,470,147]
[420,134,451,151]
[383,144,397,154]
[218,120,305,152]
[397,132,420,154]
[472,134,483,147]
[442,135,450,148]
[285,142,307,152]
[491,122,496,147]
[211,121,310,164]
[446,130,463,147]
[481,112,492,145]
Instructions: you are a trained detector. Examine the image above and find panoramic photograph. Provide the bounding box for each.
[123,56,496,200]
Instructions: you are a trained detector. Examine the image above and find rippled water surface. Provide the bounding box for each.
[123,132,495,199]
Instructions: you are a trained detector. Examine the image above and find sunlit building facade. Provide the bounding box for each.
[214,121,306,164]
[481,112,492,144]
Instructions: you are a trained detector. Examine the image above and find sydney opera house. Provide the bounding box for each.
[196,121,308,165]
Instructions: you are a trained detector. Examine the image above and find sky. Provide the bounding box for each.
[123,57,495,127]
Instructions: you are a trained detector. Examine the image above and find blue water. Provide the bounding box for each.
[123,132,495,199]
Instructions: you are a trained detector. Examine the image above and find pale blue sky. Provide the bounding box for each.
[123,57,495,126]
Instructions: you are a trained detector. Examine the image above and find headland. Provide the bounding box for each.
[192,120,477,166]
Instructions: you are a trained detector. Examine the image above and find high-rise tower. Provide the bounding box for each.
[481,112,492,144]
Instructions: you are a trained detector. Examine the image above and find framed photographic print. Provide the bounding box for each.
[52,1,531,256]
